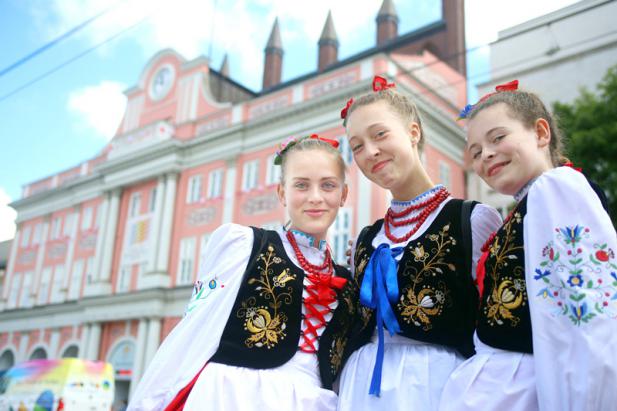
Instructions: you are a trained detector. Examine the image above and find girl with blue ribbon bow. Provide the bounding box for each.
[336,78,502,411]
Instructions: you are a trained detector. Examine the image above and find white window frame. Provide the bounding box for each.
[117,266,131,292]
[50,265,65,303]
[338,135,353,165]
[198,233,211,276]
[129,192,142,218]
[8,272,21,309]
[20,271,33,308]
[69,260,84,300]
[439,161,451,190]
[37,268,52,305]
[94,203,102,228]
[177,237,196,285]
[241,160,259,192]
[21,226,31,248]
[265,154,281,186]
[85,257,95,284]
[149,187,157,212]
[207,168,224,199]
[81,207,93,231]
[51,217,62,240]
[330,207,352,265]
[32,223,42,245]
[63,213,75,238]
[186,175,203,204]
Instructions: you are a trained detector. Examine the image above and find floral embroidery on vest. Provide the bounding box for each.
[484,212,526,326]
[534,225,617,325]
[397,223,456,330]
[354,243,373,329]
[237,245,295,349]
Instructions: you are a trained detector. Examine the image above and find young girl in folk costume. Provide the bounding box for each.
[336,76,502,411]
[439,81,617,411]
[129,135,358,411]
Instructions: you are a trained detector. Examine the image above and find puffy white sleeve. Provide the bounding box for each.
[128,223,254,411]
[470,203,503,280]
[524,167,617,411]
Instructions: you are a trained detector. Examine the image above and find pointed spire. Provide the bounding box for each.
[220,54,229,77]
[263,17,284,89]
[319,10,338,45]
[376,0,399,45]
[266,17,283,51]
[318,10,339,71]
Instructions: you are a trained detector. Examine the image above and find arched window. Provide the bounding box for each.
[0,350,15,371]
[107,340,135,381]
[29,347,47,360]
[61,345,79,358]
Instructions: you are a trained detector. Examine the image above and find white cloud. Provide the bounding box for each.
[0,188,17,242]
[68,81,127,140]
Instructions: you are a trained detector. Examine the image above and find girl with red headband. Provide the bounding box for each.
[337,77,502,411]
[439,83,617,410]
[129,135,357,411]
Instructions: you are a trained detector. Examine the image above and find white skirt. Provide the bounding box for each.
[184,351,337,411]
[337,332,464,411]
[438,333,537,411]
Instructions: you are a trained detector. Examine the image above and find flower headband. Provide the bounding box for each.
[273,134,340,165]
[340,75,396,120]
[458,80,519,120]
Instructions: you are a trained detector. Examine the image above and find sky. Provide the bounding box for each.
[0,0,580,242]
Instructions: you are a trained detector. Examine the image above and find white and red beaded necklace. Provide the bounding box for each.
[286,230,345,353]
[384,186,450,243]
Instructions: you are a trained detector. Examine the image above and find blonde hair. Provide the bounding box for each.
[468,91,567,166]
[343,88,425,150]
[278,137,346,184]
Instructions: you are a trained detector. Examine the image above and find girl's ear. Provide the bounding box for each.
[535,118,551,148]
[408,122,421,145]
[340,184,349,207]
[277,183,286,207]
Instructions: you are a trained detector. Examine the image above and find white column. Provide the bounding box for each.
[99,189,121,282]
[86,322,101,361]
[92,195,110,282]
[147,177,166,273]
[130,319,148,395]
[222,159,237,224]
[155,174,177,273]
[2,230,20,300]
[63,209,80,289]
[142,318,161,372]
[79,324,91,359]
[49,329,60,358]
[18,333,29,362]
[31,221,49,295]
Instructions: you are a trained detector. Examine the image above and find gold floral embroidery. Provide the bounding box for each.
[329,336,346,374]
[237,245,294,349]
[354,243,373,329]
[397,223,456,330]
[484,212,526,326]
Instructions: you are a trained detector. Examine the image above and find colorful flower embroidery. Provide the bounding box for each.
[185,278,221,315]
[535,226,617,325]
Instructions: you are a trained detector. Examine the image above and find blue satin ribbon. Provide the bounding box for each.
[359,243,403,397]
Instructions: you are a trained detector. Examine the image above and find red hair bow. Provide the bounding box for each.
[495,80,519,92]
[340,98,354,120]
[372,75,395,92]
[310,133,340,149]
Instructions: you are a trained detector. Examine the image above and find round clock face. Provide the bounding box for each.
[150,65,175,100]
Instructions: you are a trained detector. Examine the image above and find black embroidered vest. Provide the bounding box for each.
[349,200,478,358]
[210,227,357,389]
[476,197,533,353]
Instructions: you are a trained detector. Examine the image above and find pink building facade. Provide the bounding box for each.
[0,2,468,405]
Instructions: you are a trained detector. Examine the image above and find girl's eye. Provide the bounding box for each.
[294,182,308,189]
[472,150,481,160]
[375,130,387,139]
[351,144,363,153]
[322,182,337,190]
[494,135,505,143]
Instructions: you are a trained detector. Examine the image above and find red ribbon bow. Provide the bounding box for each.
[495,80,519,92]
[310,133,340,149]
[306,273,347,305]
[340,98,354,120]
[372,75,396,92]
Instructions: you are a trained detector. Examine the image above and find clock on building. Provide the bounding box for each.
[149,64,175,100]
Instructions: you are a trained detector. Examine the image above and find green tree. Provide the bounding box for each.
[553,65,617,226]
